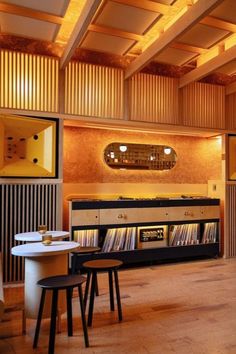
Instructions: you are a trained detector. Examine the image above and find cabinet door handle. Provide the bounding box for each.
[117,213,126,219]
[184,211,194,217]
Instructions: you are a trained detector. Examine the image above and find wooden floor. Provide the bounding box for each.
[1,258,236,354]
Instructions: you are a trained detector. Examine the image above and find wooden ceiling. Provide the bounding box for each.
[0,0,236,90]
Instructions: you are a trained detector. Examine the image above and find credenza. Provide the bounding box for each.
[69,197,220,267]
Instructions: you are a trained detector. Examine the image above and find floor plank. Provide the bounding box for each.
[1,258,236,354]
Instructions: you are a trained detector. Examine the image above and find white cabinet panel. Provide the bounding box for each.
[72,209,99,226]
[199,206,220,219]
[100,207,169,225]
[168,206,201,221]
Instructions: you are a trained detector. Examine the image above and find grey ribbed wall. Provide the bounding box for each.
[0,183,61,282]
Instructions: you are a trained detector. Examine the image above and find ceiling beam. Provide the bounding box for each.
[226,81,236,95]
[0,1,63,25]
[179,44,236,88]
[111,0,170,14]
[88,24,143,42]
[60,0,103,70]
[200,16,236,33]
[124,0,224,80]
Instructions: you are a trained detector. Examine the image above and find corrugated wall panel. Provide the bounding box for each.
[65,62,123,119]
[226,93,236,129]
[0,50,59,112]
[225,184,236,258]
[0,183,62,283]
[181,82,225,129]
[129,73,179,124]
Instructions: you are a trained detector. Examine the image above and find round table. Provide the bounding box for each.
[15,231,69,242]
[11,241,79,319]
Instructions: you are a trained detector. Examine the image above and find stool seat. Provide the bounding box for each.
[72,246,101,255]
[83,259,122,271]
[37,274,86,289]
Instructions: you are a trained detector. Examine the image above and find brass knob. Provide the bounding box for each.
[184,211,194,217]
[117,213,127,219]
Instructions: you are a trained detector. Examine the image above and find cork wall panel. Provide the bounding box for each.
[63,127,222,184]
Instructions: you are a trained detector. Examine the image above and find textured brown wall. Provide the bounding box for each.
[63,127,222,184]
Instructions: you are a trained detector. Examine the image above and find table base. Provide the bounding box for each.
[25,254,67,319]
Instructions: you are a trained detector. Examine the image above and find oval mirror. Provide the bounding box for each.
[104,143,177,170]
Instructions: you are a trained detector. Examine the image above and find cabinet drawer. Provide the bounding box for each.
[72,209,99,226]
[168,206,201,221]
[100,207,168,225]
[199,206,220,219]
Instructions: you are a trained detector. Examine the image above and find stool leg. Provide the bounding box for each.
[66,288,73,336]
[95,273,99,296]
[57,308,62,334]
[22,308,26,335]
[33,288,46,348]
[84,271,91,310]
[114,270,122,321]
[78,285,89,347]
[87,271,96,327]
[49,289,58,354]
[108,270,114,311]
[71,254,77,274]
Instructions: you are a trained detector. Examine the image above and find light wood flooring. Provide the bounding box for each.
[1,258,236,354]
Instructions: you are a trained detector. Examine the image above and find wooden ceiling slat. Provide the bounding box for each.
[110,0,170,14]
[179,44,236,88]
[124,0,225,79]
[88,24,143,41]
[201,16,236,33]
[0,2,63,25]
[171,42,206,54]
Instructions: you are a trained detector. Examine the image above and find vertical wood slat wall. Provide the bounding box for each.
[181,82,225,129]
[226,93,236,129]
[65,61,124,119]
[129,73,179,124]
[0,50,59,112]
[225,184,236,257]
[0,183,62,283]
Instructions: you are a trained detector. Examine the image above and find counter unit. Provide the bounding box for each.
[69,198,220,266]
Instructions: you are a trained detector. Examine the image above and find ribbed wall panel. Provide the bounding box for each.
[226,93,236,129]
[0,50,59,112]
[129,73,179,124]
[181,82,225,129]
[65,62,123,119]
[0,183,61,283]
[225,185,236,258]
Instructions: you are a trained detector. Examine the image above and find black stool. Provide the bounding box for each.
[33,274,89,354]
[83,259,123,327]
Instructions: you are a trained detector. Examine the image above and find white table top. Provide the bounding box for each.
[15,231,69,242]
[11,241,80,257]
